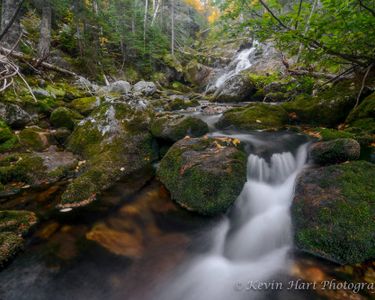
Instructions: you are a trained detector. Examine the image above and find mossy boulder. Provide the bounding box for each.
[0,121,18,153]
[70,96,101,116]
[213,72,256,102]
[157,136,247,216]
[165,98,200,111]
[0,103,32,128]
[216,103,289,131]
[61,102,157,208]
[184,60,213,87]
[282,81,358,127]
[18,126,52,152]
[346,93,375,133]
[309,138,360,165]
[151,114,209,142]
[292,161,375,264]
[50,107,83,130]
[0,210,37,265]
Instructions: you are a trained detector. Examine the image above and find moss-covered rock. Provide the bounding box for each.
[70,96,101,116]
[18,126,52,152]
[157,136,247,216]
[184,60,213,88]
[0,102,32,128]
[0,121,18,153]
[216,103,289,131]
[213,72,256,103]
[0,210,37,265]
[61,102,157,208]
[346,93,375,133]
[282,81,358,127]
[50,107,83,130]
[309,138,360,165]
[165,98,200,111]
[292,161,375,264]
[151,114,209,142]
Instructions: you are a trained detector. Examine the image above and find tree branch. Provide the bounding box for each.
[258,0,290,30]
[355,63,373,108]
[358,0,375,17]
[295,0,303,29]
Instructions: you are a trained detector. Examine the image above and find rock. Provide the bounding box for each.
[61,102,157,208]
[133,81,157,96]
[292,161,375,264]
[157,136,247,215]
[202,105,229,115]
[165,98,200,111]
[18,126,53,152]
[0,150,77,190]
[0,103,32,128]
[104,80,132,94]
[33,88,54,100]
[282,81,358,127]
[70,96,101,116]
[213,73,256,102]
[0,210,37,265]
[151,114,209,142]
[309,138,360,165]
[53,128,72,145]
[216,103,289,131]
[346,93,375,133]
[184,60,213,87]
[50,107,83,130]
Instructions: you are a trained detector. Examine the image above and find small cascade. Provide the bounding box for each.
[213,41,259,89]
[155,139,308,300]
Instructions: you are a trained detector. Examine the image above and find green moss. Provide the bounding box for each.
[151,115,209,142]
[0,232,23,265]
[157,137,247,215]
[46,85,66,98]
[0,121,18,153]
[293,161,375,264]
[166,98,200,111]
[217,103,289,130]
[313,128,355,141]
[0,154,46,185]
[18,127,47,152]
[282,81,358,127]
[50,107,83,130]
[346,93,375,134]
[70,96,101,115]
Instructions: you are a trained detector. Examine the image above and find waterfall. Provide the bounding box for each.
[155,139,308,300]
[214,41,259,89]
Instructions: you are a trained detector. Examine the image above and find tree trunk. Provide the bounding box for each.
[171,0,175,55]
[0,0,23,48]
[37,0,52,60]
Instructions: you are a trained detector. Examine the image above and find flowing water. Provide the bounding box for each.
[213,41,260,89]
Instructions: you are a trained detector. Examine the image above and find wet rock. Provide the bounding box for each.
[309,138,360,165]
[202,105,230,116]
[0,210,37,265]
[292,161,375,264]
[184,60,213,88]
[157,136,247,215]
[213,72,256,102]
[165,97,199,111]
[151,114,209,142]
[216,103,289,131]
[50,107,83,130]
[61,102,157,208]
[0,103,32,128]
[133,81,157,96]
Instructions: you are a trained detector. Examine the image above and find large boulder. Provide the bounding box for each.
[292,161,375,264]
[0,103,32,128]
[346,93,375,133]
[282,81,359,127]
[133,81,157,96]
[0,210,37,265]
[157,136,247,216]
[309,138,360,165]
[216,103,289,131]
[184,60,213,88]
[151,114,209,142]
[213,73,256,102]
[62,102,158,208]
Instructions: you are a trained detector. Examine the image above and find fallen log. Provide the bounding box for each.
[0,46,77,77]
